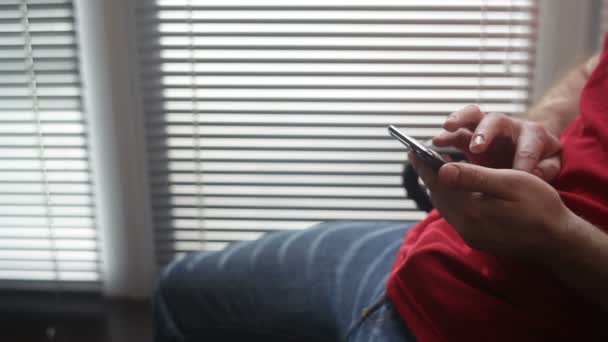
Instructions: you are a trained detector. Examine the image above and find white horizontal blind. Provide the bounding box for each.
[135,0,538,267]
[0,0,99,288]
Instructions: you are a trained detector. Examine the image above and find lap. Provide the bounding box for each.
[155,221,414,341]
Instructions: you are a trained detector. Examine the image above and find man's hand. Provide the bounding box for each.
[410,154,570,259]
[432,105,562,182]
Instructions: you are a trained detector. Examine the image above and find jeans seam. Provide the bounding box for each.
[344,294,388,341]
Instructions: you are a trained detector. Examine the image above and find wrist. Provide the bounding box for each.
[525,100,575,138]
[533,206,581,268]
[525,115,562,138]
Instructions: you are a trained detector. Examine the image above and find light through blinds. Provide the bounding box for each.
[135,0,538,267]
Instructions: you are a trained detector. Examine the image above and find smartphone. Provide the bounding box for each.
[388,125,446,171]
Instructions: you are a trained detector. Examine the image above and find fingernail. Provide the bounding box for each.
[446,115,457,122]
[473,135,485,146]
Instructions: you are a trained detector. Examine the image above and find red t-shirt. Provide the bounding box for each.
[387,39,608,341]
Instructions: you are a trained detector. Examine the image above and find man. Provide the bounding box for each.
[155,42,608,341]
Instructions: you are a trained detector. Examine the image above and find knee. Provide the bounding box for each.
[154,258,188,342]
[153,254,216,342]
[153,252,225,340]
[154,288,184,341]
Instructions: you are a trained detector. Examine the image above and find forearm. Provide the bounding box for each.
[526,55,599,136]
[540,209,608,312]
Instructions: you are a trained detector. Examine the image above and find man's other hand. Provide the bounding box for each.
[432,105,562,182]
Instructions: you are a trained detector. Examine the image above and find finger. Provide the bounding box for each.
[438,163,520,200]
[469,112,516,154]
[433,128,473,150]
[513,122,551,172]
[409,153,440,191]
[534,155,562,182]
[443,105,485,132]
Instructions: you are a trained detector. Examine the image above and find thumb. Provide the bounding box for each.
[438,163,520,199]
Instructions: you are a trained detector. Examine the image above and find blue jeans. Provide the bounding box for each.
[155,221,416,341]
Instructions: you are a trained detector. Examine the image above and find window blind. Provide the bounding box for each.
[0,0,98,288]
[135,0,538,267]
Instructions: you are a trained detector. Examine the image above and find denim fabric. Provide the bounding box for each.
[155,221,416,342]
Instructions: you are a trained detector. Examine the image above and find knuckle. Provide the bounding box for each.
[479,112,511,132]
[460,105,484,120]
[447,113,459,121]
[517,148,540,160]
[524,121,541,131]
[462,104,482,115]
[523,121,546,138]
[466,104,481,111]
[455,128,472,139]
[486,111,505,119]
[485,112,509,125]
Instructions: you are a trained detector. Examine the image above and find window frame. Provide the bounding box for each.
[74,0,156,298]
[532,0,601,100]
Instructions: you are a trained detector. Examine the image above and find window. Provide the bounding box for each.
[0,0,99,289]
[0,0,601,297]
[134,0,538,268]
